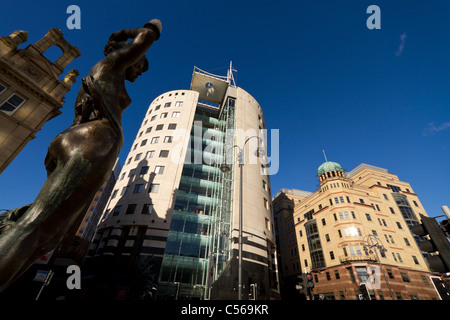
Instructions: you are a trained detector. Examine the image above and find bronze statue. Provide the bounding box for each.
[0,20,162,292]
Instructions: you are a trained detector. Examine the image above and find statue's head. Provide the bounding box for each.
[103,40,149,82]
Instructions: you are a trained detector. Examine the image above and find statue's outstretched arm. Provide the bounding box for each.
[107,19,161,71]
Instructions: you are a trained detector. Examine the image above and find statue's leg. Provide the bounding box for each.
[0,152,92,292]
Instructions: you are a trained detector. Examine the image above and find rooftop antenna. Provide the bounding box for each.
[322,149,328,162]
[227,61,237,87]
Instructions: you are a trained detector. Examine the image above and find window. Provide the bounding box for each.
[151,115,157,121]
[413,200,419,207]
[141,204,154,214]
[359,199,365,204]
[151,137,159,144]
[404,238,411,246]
[150,184,160,193]
[389,207,395,214]
[112,205,122,216]
[348,268,356,283]
[172,111,181,117]
[159,150,169,158]
[156,124,164,130]
[125,204,137,215]
[334,270,340,279]
[168,123,177,130]
[0,82,6,94]
[135,153,142,161]
[387,184,401,193]
[365,213,372,221]
[160,112,168,118]
[396,222,403,229]
[325,234,330,242]
[133,184,144,193]
[262,180,267,190]
[355,267,369,283]
[412,255,420,265]
[326,272,331,280]
[330,251,335,260]
[111,189,118,199]
[146,127,153,133]
[383,194,389,200]
[0,93,26,115]
[155,105,161,110]
[121,186,129,196]
[141,139,148,146]
[146,150,155,158]
[164,102,171,108]
[263,198,268,209]
[164,136,173,143]
[340,211,350,219]
[154,166,165,174]
[322,218,326,226]
[265,218,270,229]
[175,101,183,107]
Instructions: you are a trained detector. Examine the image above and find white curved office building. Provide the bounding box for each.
[86,67,279,300]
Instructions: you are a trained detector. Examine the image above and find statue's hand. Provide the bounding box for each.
[143,19,162,40]
[108,30,130,42]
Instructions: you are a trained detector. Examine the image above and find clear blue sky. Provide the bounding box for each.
[1,0,449,220]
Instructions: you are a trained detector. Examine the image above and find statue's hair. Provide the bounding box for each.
[103,40,149,72]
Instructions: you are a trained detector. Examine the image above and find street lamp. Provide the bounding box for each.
[363,234,395,300]
[220,135,263,300]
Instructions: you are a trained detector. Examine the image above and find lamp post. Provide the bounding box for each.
[363,234,395,300]
[220,135,263,300]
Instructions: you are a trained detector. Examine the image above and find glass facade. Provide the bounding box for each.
[305,220,326,269]
[157,97,236,299]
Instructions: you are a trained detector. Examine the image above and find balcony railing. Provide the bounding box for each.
[339,254,378,263]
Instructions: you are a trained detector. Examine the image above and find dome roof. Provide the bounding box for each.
[318,161,344,176]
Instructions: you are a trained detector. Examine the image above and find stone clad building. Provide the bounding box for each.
[274,161,442,300]
[0,28,80,173]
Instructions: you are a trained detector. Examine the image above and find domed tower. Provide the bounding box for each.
[318,161,345,184]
